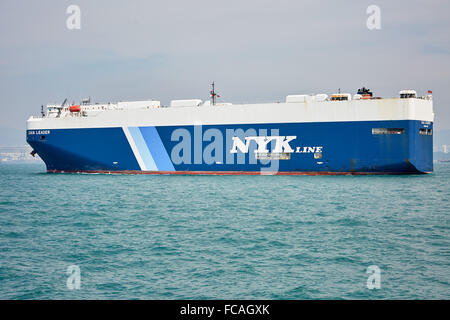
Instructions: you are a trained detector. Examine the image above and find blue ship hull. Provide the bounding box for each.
[26,120,433,174]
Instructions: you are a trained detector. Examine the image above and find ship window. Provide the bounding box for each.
[40,135,46,141]
[372,128,405,135]
[419,128,428,135]
[428,129,432,135]
[331,96,349,101]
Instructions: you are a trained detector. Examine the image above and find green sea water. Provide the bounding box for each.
[0,162,449,299]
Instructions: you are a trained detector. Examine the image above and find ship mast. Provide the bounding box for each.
[210,82,219,105]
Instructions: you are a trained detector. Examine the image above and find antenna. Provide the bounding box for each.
[82,97,91,105]
[210,82,216,105]
[210,82,220,106]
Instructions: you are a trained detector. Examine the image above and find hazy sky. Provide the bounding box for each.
[1,0,449,142]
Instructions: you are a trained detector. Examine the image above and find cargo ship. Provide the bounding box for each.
[26,86,434,175]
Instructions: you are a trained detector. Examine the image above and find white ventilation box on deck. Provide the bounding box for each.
[170,99,203,107]
[286,95,308,103]
[315,94,328,102]
[118,100,160,109]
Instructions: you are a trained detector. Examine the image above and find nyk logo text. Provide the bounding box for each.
[231,136,296,153]
[231,136,322,154]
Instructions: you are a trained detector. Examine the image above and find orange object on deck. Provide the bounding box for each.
[69,105,81,112]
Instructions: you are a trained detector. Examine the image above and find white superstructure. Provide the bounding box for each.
[28,92,434,130]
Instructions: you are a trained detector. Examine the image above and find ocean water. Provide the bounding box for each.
[0,162,448,300]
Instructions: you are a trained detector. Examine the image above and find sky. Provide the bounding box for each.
[0,0,449,145]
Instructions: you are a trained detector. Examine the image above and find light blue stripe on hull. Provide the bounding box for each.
[139,126,175,171]
[128,126,158,171]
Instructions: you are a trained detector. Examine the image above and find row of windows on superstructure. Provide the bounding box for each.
[372,128,405,135]
[371,128,432,135]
